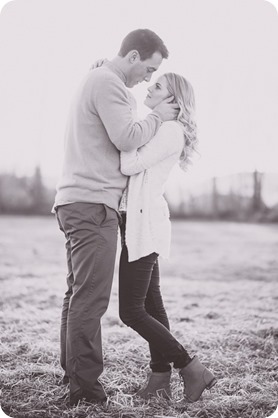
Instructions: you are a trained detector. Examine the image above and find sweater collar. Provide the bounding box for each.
[104,61,127,85]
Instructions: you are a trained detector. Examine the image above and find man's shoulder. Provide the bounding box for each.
[86,66,122,84]
[82,68,126,99]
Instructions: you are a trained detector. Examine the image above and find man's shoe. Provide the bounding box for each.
[179,356,217,402]
[58,373,69,385]
[69,389,107,406]
[137,371,172,400]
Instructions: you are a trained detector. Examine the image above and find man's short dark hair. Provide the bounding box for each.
[118,29,169,61]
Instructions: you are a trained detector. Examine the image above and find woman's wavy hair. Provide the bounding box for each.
[164,73,198,170]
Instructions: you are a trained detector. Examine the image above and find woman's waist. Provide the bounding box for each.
[151,194,169,209]
[127,196,169,219]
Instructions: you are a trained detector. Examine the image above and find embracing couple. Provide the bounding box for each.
[53,28,216,407]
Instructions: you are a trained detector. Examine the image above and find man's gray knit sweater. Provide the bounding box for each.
[54,61,162,212]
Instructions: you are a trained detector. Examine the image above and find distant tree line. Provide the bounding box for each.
[0,167,55,215]
[169,171,278,222]
[1,168,277,221]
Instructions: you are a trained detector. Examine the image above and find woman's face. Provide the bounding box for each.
[144,76,171,110]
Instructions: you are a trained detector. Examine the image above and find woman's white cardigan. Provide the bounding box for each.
[120,120,184,262]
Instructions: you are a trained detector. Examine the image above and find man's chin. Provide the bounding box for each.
[126,80,140,88]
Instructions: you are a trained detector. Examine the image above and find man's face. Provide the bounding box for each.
[126,51,163,88]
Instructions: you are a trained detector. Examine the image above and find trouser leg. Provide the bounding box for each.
[60,236,73,377]
[144,259,171,372]
[119,244,191,369]
[56,203,118,397]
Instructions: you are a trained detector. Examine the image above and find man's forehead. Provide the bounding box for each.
[143,51,163,68]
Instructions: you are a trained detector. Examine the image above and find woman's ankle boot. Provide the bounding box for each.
[179,356,217,402]
[137,371,172,400]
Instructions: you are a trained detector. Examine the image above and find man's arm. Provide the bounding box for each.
[120,122,184,175]
[94,74,178,152]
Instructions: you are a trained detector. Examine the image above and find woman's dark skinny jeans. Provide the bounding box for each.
[119,215,191,372]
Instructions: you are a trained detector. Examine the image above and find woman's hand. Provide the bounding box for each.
[90,58,108,70]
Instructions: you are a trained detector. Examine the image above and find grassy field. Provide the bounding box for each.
[0,216,277,418]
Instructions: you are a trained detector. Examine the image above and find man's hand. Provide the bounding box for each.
[90,58,108,70]
[153,96,180,122]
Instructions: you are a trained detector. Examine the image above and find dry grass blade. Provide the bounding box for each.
[0,217,277,418]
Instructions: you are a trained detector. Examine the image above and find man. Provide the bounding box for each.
[53,28,178,406]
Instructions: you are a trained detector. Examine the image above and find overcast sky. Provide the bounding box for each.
[0,0,277,190]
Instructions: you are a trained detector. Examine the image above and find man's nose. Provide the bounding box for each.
[144,73,152,82]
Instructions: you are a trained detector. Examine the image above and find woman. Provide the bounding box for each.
[119,73,216,402]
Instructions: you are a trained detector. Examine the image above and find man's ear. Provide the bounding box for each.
[127,50,141,64]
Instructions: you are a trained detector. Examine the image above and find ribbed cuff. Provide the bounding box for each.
[150,111,163,125]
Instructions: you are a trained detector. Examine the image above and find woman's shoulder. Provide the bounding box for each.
[159,120,184,136]
[158,121,184,149]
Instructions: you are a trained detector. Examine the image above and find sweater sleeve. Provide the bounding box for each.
[94,75,162,152]
[120,122,184,175]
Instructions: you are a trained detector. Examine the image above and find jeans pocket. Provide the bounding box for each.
[88,203,107,226]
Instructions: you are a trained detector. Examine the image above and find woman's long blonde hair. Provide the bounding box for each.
[164,73,198,170]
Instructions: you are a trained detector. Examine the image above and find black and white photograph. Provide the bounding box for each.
[0,1,278,417]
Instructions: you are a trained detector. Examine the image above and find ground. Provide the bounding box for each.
[0,216,277,418]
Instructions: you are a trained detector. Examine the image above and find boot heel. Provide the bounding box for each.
[206,378,217,390]
[180,356,217,402]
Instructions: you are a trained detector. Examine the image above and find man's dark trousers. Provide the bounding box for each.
[56,202,119,399]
